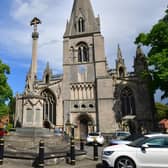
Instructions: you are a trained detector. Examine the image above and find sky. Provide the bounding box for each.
[0,0,167,102]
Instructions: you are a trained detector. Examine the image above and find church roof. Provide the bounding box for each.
[64,0,100,37]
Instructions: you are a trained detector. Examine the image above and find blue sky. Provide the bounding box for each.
[0,0,167,103]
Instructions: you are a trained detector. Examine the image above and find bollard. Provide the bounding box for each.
[70,125,75,165]
[70,138,75,165]
[66,152,70,164]
[93,141,98,161]
[38,140,44,168]
[80,138,84,151]
[71,125,75,139]
[0,138,4,165]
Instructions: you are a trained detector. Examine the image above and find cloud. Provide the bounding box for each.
[1,0,167,76]
[91,0,167,70]
[39,40,61,48]
[5,0,73,73]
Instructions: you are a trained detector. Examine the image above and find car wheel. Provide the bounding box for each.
[102,160,110,168]
[115,157,136,168]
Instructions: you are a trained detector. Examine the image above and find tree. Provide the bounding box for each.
[155,102,168,121]
[135,8,168,100]
[8,97,16,125]
[0,59,13,117]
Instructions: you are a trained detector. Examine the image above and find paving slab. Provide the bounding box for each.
[0,158,103,168]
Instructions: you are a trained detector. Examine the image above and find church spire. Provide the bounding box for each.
[134,45,148,77]
[116,44,126,78]
[117,44,123,59]
[64,0,100,37]
[136,45,145,58]
[43,62,52,84]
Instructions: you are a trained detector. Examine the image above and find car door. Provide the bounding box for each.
[136,137,168,168]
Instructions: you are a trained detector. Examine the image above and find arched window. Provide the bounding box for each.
[45,74,49,84]
[78,47,82,62]
[78,17,85,32]
[77,43,89,63]
[26,108,33,122]
[120,87,136,117]
[41,89,56,125]
[119,67,124,78]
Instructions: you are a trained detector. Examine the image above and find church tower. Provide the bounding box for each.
[15,1,156,135]
[63,0,108,137]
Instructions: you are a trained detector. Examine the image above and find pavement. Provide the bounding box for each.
[0,134,105,168]
[0,143,105,168]
[0,157,103,168]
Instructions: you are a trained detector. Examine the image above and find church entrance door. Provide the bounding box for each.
[77,113,93,138]
[80,118,88,138]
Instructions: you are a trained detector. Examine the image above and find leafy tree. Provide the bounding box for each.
[135,8,168,100]
[0,59,13,117]
[155,102,168,121]
[8,97,16,125]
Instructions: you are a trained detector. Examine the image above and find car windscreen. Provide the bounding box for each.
[89,133,99,136]
[123,134,143,141]
[117,132,129,136]
[128,136,148,147]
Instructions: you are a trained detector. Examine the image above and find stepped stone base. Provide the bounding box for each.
[3,128,86,166]
[4,128,69,153]
[15,127,53,137]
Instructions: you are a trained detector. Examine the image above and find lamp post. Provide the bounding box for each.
[65,113,71,136]
[91,37,99,132]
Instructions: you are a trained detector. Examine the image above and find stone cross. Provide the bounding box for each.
[30,17,41,33]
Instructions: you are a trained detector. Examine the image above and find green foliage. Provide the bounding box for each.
[155,102,168,121]
[6,123,13,132]
[0,59,13,117]
[8,97,16,124]
[0,104,9,117]
[135,8,168,99]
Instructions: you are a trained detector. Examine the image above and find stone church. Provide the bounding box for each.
[15,0,155,138]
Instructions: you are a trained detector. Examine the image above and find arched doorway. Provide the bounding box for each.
[80,118,88,138]
[76,114,93,138]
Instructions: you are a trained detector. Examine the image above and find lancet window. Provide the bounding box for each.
[77,42,89,62]
[119,67,125,78]
[41,89,56,125]
[78,17,85,32]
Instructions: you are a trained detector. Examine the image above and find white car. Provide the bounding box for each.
[86,132,104,145]
[112,131,131,140]
[102,133,168,168]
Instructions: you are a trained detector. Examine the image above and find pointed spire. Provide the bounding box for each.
[44,62,52,74]
[64,0,100,37]
[117,44,122,59]
[136,45,145,58]
[134,45,148,76]
[43,62,52,84]
[116,44,126,77]
[46,62,50,71]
